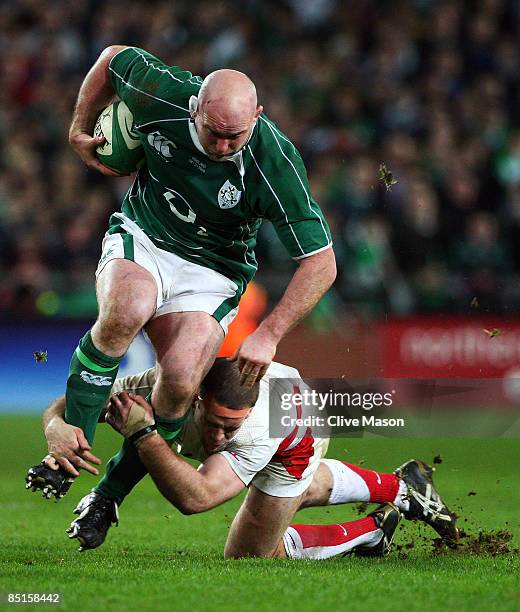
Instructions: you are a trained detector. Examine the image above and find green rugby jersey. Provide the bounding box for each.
[108,47,332,293]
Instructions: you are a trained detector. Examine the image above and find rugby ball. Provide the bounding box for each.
[94,100,144,174]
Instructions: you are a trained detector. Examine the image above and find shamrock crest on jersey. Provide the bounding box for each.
[218,180,242,209]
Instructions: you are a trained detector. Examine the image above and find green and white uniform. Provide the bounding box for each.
[97,47,332,330]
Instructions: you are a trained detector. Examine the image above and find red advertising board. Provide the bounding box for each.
[380,317,520,379]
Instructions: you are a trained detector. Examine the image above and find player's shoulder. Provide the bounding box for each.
[257,361,302,401]
[109,46,202,117]
[247,114,308,183]
[230,363,296,444]
[264,360,301,380]
[253,114,300,159]
[110,46,202,86]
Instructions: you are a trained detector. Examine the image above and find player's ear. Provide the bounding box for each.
[254,105,263,120]
[189,95,199,118]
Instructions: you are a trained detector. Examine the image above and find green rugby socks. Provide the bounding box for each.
[155,411,192,442]
[65,331,123,444]
[94,439,147,506]
[94,408,193,504]
[145,390,193,442]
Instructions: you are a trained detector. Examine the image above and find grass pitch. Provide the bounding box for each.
[1,415,519,611]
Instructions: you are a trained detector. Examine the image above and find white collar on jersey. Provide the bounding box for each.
[188,95,253,176]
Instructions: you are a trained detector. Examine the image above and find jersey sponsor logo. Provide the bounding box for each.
[148,131,177,159]
[218,180,242,209]
[189,156,206,173]
[79,371,113,386]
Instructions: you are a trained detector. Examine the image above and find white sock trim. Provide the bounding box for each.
[321,459,370,505]
[283,526,302,559]
[393,479,410,512]
[282,525,382,560]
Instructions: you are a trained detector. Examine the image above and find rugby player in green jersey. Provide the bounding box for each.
[44,45,335,486]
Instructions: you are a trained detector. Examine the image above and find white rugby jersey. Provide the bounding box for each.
[112,361,314,486]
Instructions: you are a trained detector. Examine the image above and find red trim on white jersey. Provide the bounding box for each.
[272,385,315,479]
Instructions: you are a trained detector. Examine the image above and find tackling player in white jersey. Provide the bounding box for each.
[29,359,458,559]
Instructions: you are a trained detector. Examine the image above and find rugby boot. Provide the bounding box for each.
[25,462,75,500]
[355,503,402,557]
[395,459,459,543]
[66,491,118,551]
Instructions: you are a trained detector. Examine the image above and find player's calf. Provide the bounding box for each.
[283,505,401,560]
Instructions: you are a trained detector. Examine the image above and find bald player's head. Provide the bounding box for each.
[191,69,263,161]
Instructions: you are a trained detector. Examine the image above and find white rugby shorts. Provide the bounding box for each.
[96,213,239,333]
[250,436,330,498]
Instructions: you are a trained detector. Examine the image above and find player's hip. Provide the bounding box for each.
[96,213,243,333]
[252,436,330,498]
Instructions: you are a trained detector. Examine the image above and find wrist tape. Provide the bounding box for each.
[129,424,157,445]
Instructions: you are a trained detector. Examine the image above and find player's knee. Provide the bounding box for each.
[177,499,209,515]
[94,319,139,353]
[158,368,199,404]
[96,304,150,349]
[223,545,244,559]
[178,504,197,516]
[223,547,268,559]
[223,549,242,559]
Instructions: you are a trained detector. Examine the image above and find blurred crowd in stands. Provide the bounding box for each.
[2,0,520,321]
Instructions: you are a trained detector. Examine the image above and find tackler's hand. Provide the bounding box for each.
[106,392,157,445]
[44,417,101,477]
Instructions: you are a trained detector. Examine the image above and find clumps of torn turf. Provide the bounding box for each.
[396,542,415,552]
[378,163,398,191]
[483,328,501,338]
[355,502,369,515]
[33,350,48,363]
[433,454,443,465]
[395,542,415,560]
[432,529,517,556]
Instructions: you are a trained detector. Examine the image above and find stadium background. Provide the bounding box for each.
[1,3,519,610]
[2,0,520,409]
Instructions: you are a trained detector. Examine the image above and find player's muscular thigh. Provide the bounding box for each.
[93,259,157,355]
[147,312,223,418]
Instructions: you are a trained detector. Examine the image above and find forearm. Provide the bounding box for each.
[69,45,126,140]
[258,247,336,343]
[136,435,216,514]
[42,397,66,433]
[42,396,106,433]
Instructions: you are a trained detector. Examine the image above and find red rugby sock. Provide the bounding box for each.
[342,463,400,503]
[283,516,381,560]
[322,459,404,506]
